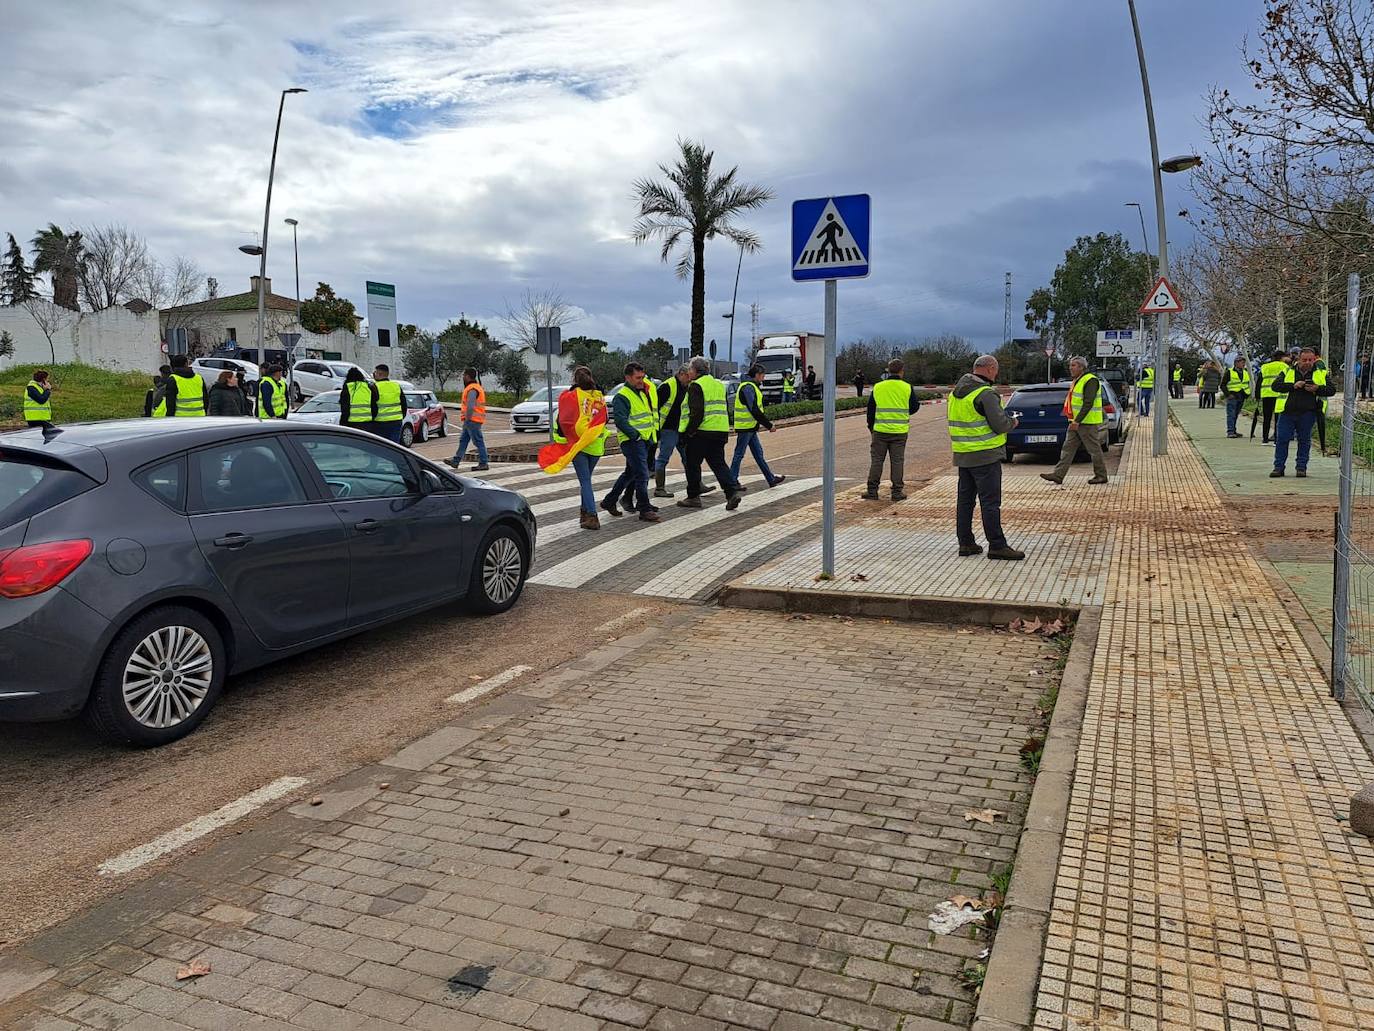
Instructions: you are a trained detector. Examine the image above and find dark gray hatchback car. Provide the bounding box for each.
[0,418,536,746]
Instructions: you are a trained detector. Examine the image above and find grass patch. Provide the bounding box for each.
[0,363,150,427]
[1019,736,1045,776]
[959,961,987,997]
[436,389,519,409]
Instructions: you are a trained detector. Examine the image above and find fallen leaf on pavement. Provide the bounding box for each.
[1008,617,1024,632]
[963,808,1003,825]
[982,890,1005,910]
[787,613,812,621]
[850,573,869,582]
[176,961,211,981]
[308,797,322,806]
[949,894,985,910]
[1020,618,1044,635]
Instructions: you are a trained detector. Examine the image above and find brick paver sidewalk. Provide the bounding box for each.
[736,424,1374,1030]
[0,610,1059,1031]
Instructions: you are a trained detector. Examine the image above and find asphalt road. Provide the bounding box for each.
[0,404,1110,950]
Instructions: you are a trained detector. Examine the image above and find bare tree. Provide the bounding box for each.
[79,224,150,310]
[501,287,578,350]
[22,296,69,364]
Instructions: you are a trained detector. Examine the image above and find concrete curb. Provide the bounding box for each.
[971,605,1099,1031]
[718,583,1076,627]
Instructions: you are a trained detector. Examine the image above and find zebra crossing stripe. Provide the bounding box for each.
[634,509,822,599]
[529,478,822,588]
[534,470,769,544]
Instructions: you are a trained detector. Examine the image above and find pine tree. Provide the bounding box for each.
[1,233,36,305]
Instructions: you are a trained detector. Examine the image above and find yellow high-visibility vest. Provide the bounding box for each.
[947,386,1005,454]
[871,378,913,434]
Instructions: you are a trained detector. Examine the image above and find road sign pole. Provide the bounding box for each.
[822,278,837,578]
[545,350,554,442]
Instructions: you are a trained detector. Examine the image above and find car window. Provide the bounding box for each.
[299,393,341,413]
[328,364,355,378]
[192,439,308,513]
[0,452,98,530]
[404,393,428,409]
[135,457,184,510]
[297,436,419,500]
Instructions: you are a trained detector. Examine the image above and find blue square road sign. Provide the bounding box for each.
[791,194,870,282]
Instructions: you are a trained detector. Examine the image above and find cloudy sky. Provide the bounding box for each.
[0,0,1257,353]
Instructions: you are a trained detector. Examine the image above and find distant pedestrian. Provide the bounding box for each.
[339,366,377,430]
[1271,347,1333,478]
[805,364,817,399]
[852,370,866,397]
[949,355,1023,560]
[1136,364,1155,417]
[257,365,288,420]
[153,354,209,417]
[1223,354,1251,438]
[208,369,249,416]
[142,369,166,418]
[600,362,661,523]
[677,356,741,510]
[1040,356,1107,486]
[1171,364,1184,399]
[781,370,796,402]
[444,367,490,470]
[731,364,786,487]
[371,364,406,444]
[23,369,53,429]
[862,359,920,501]
[558,365,606,530]
[1198,361,1221,409]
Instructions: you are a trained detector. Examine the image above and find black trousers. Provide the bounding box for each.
[684,431,737,497]
[956,462,1008,549]
[1317,408,1327,451]
[1261,397,1277,441]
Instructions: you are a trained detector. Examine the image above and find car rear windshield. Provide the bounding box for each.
[0,451,98,530]
[1009,387,1069,406]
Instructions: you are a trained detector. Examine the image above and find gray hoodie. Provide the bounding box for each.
[949,373,1014,468]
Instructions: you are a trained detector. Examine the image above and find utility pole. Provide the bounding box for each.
[750,302,760,356]
[1003,272,1012,345]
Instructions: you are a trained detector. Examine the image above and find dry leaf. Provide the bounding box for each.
[1021,618,1044,635]
[982,889,1005,910]
[176,961,211,981]
[1008,617,1024,632]
[308,797,323,806]
[963,808,1003,825]
[850,573,869,582]
[949,894,985,910]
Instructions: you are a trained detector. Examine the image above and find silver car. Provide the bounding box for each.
[290,359,369,402]
[510,386,567,433]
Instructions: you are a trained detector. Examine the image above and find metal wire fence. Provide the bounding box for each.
[1333,274,1374,716]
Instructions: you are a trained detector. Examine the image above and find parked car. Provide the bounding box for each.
[290,360,369,402]
[0,419,535,745]
[291,388,449,447]
[1003,380,1127,462]
[1094,366,1132,410]
[510,386,567,433]
[192,357,259,396]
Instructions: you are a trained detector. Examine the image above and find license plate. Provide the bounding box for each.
[514,416,537,424]
[1026,434,1058,444]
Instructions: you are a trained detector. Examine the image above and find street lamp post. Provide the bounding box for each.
[284,217,302,401]
[724,245,744,367]
[253,88,307,375]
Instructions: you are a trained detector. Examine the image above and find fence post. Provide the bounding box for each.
[1333,272,1360,700]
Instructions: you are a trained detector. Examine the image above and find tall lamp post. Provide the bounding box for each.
[1127,0,1199,457]
[284,217,302,399]
[723,244,744,367]
[252,88,308,372]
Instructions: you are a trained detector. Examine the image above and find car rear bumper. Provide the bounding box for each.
[0,586,109,721]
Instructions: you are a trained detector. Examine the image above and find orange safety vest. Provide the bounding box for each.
[461,382,487,424]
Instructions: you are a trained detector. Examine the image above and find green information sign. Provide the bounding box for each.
[365,281,396,298]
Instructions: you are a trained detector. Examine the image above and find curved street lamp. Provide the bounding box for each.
[252,88,308,372]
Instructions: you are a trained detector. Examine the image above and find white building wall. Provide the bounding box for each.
[0,302,162,373]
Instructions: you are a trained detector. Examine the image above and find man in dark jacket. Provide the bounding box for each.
[601,362,661,522]
[948,355,1023,559]
[730,364,786,487]
[863,359,921,500]
[1271,347,1334,478]
[143,365,171,417]
[677,357,741,510]
[805,365,817,399]
[153,355,210,417]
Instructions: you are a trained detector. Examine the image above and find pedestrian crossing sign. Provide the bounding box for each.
[792,194,870,281]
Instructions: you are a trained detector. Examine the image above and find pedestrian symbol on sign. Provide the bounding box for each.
[793,199,868,272]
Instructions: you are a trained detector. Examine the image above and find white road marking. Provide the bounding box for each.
[535,470,755,543]
[530,478,823,588]
[594,606,655,635]
[446,664,532,704]
[98,776,309,876]
[635,508,823,599]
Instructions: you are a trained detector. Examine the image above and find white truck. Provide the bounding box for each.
[753,331,827,404]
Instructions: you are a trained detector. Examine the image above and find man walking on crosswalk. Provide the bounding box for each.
[731,363,785,488]
[601,362,662,523]
[678,357,742,510]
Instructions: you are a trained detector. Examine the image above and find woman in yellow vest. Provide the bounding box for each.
[555,366,607,530]
[23,370,54,429]
[339,367,378,430]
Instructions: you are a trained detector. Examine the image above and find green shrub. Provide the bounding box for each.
[763,397,868,420]
[437,389,518,409]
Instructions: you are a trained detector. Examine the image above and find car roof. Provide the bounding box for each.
[0,418,368,460]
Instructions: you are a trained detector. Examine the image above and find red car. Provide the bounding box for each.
[400,387,449,446]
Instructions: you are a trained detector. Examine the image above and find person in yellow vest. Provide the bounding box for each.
[556,365,607,530]
[23,369,54,429]
[370,364,406,444]
[339,367,377,430]
[862,358,920,501]
[731,363,786,488]
[677,356,741,510]
[1270,347,1333,478]
[1135,364,1155,417]
[651,366,695,498]
[1041,356,1108,486]
[781,370,796,403]
[153,354,209,417]
[1223,353,1251,438]
[1172,364,1184,399]
[599,362,662,523]
[1255,350,1290,443]
[948,355,1024,560]
[257,365,288,420]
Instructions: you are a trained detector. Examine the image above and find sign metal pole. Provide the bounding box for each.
[545,350,554,442]
[1333,272,1360,700]
[822,278,837,578]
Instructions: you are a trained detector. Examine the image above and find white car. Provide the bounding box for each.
[192,356,259,395]
[291,388,449,447]
[510,385,568,433]
[290,359,370,402]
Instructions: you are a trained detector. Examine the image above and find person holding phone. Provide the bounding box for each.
[1270,347,1333,478]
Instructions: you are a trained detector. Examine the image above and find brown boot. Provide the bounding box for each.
[580,511,600,530]
[639,510,662,523]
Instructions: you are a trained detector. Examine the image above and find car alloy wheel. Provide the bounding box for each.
[483,536,523,605]
[401,424,414,447]
[121,625,213,729]
[418,420,428,443]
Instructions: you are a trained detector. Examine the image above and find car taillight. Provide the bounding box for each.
[0,539,93,599]
[1104,404,1116,414]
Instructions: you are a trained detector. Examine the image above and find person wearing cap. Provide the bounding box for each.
[1040,356,1107,486]
[1222,353,1251,438]
[863,358,920,501]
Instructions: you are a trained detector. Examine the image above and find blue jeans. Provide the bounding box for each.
[730,431,777,484]
[1138,387,1152,417]
[454,422,488,464]
[1225,393,1245,434]
[605,438,652,512]
[654,427,684,472]
[1274,411,1316,472]
[573,452,599,513]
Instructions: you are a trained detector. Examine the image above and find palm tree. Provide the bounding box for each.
[632,139,772,354]
[31,224,84,310]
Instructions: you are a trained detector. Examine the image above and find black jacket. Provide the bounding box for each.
[208,382,249,417]
[340,381,379,424]
[865,378,921,431]
[154,370,209,416]
[1272,366,1334,417]
[737,381,772,431]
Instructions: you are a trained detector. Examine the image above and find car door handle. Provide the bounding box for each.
[354,519,380,534]
[213,533,253,549]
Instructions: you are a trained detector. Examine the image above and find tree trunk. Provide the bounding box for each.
[689,234,706,355]
[1320,257,1330,365]
[1277,292,1285,352]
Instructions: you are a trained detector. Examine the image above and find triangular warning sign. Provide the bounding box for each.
[1139,276,1183,314]
[793,199,868,272]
